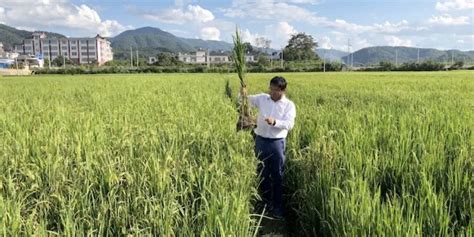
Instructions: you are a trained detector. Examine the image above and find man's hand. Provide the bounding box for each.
[265,117,276,126]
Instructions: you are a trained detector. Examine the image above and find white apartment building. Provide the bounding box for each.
[178,50,254,64]
[15,33,113,66]
[178,50,207,63]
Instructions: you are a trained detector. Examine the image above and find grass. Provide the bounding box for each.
[0,71,472,236]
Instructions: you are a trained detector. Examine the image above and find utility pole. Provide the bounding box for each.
[417,47,420,63]
[136,50,139,68]
[207,48,210,69]
[323,56,326,72]
[451,51,454,65]
[63,56,66,69]
[323,48,326,72]
[351,52,354,68]
[130,47,133,68]
[15,57,18,75]
[347,39,352,70]
[395,48,398,66]
[280,48,284,68]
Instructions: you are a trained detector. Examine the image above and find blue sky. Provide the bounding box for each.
[1,0,473,51]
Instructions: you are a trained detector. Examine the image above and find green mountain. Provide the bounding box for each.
[0,23,64,51]
[111,27,233,59]
[3,24,473,64]
[341,46,474,66]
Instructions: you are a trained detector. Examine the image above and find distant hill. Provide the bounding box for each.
[316,48,349,62]
[2,24,473,64]
[0,24,64,51]
[341,46,474,66]
[110,27,233,59]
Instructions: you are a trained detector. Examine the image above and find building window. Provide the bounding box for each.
[81,52,88,56]
[71,52,77,56]
[51,46,58,50]
[51,52,58,56]
[70,40,76,44]
[71,46,77,50]
[81,46,87,50]
[80,40,88,44]
[62,47,68,50]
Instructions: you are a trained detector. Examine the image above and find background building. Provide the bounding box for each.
[15,33,113,66]
[178,50,207,63]
[178,50,255,64]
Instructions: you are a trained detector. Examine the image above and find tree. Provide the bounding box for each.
[450,60,464,70]
[255,37,272,55]
[52,55,73,67]
[243,42,253,55]
[256,54,270,67]
[155,52,179,66]
[283,33,319,61]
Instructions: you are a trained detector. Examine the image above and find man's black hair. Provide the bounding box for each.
[270,76,287,91]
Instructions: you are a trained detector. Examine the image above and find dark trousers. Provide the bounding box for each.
[255,135,286,211]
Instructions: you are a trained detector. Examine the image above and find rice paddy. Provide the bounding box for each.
[1,71,472,236]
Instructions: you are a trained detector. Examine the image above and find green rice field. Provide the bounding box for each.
[1,71,472,236]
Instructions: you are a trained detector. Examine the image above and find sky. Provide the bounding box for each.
[0,0,473,51]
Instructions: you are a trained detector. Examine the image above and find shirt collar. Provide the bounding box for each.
[267,94,287,103]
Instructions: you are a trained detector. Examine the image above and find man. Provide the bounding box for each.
[247,76,296,218]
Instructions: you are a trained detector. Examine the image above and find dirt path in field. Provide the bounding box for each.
[258,217,288,236]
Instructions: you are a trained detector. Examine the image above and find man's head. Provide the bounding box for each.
[269,76,287,101]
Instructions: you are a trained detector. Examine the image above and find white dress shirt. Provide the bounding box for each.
[248,93,296,139]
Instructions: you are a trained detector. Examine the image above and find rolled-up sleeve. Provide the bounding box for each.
[274,102,296,130]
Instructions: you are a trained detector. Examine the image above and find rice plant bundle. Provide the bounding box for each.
[233,27,256,131]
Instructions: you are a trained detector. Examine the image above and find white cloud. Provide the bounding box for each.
[428,14,470,26]
[275,21,297,39]
[222,1,317,21]
[435,0,474,11]
[263,21,297,48]
[186,5,215,22]
[200,27,221,40]
[318,36,333,49]
[134,4,214,25]
[240,28,261,45]
[326,19,373,32]
[384,36,413,47]
[0,0,128,36]
[277,0,321,4]
[221,1,420,36]
[373,20,410,33]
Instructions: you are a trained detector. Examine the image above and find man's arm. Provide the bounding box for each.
[273,102,296,130]
[240,86,262,108]
[248,94,261,108]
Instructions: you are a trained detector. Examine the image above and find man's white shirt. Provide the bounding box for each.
[248,93,296,139]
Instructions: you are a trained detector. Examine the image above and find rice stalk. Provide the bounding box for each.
[232,27,255,131]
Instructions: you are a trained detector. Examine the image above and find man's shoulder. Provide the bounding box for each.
[282,96,295,106]
[252,93,270,99]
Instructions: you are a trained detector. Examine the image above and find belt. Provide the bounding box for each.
[256,135,284,141]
